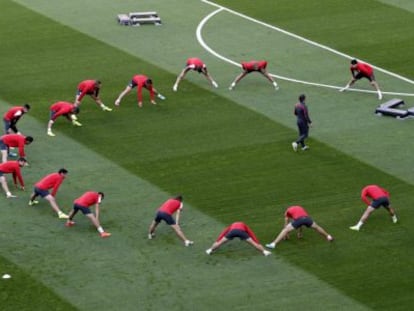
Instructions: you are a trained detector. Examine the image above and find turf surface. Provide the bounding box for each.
[1,0,414,310]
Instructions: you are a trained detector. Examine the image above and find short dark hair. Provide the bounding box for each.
[174,195,183,201]
[351,59,358,65]
[72,106,80,114]
[18,157,27,163]
[145,79,153,85]
[58,168,68,174]
[98,192,105,200]
[25,136,34,143]
[299,94,306,102]
[24,104,31,110]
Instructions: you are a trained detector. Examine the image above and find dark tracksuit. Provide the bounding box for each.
[294,101,312,147]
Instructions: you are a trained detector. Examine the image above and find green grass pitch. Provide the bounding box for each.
[0,0,413,310]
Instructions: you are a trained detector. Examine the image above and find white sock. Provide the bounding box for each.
[97,227,104,233]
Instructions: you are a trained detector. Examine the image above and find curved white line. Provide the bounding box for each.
[197,0,414,97]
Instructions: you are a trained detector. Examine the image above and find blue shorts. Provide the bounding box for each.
[73,204,92,215]
[76,89,97,97]
[225,229,249,240]
[371,196,390,209]
[291,217,314,229]
[49,111,57,121]
[33,187,50,198]
[3,119,11,133]
[0,140,7,151]
[128,80,138,89]
[355,72,374,82]
[154,211,175,225]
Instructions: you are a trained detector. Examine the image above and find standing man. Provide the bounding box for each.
[205,221,272,256]
[47,101,81,137]
[339,59,383,100]
[350,184,398,231]
[173,57,218,91]
[292,94,312,152]
[28,168,69,219]
[148,195,194,246]
[74,79,112,111]
[65,191,111,238]
[0,157,26,198]
[266,205,333,249]
[0,133,33,163]
[3,104,31,134]
[115,74,166,108]
[229,60,279,90]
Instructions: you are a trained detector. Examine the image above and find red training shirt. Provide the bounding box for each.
[0,160,24,187]
[77,80,98,101]
[242,60,267,71]
[131,75,154,103]
[50,102,74,121]
[158,198,183,215]
[35,172,65,196]
[285,206,309,220]
[361,185,389,206]
[74,191,101,208]
[216,222,260,243]
[3,106,25,122]
[1,134,28,157]
[186,58,205,71]
[351,62,373,76]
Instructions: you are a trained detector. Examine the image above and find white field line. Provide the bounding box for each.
[199,0,414,97]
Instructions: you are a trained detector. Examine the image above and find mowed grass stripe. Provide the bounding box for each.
[1,0,412,310]
[16,0,414,190]
[0,103,371,311]
[0,255,77,311]
[211,0,414,80]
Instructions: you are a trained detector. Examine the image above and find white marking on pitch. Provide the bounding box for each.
[198,0,414,97]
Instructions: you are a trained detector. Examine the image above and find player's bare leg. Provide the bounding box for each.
[148,220,159,239]
[171,224,193,246]
[245,238,271,256]
[86,213,110,237]
[115,87,132,106]
[1,176,16,198]
[229,72,247,90]
[311,223,333,241]
[206,237,228,254]
[266,224,295,248]
[350,206,375,231]
[262,71,279,90]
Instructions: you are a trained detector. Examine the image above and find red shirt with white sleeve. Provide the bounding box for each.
[186,58,205,71]
[3,106,25,122]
